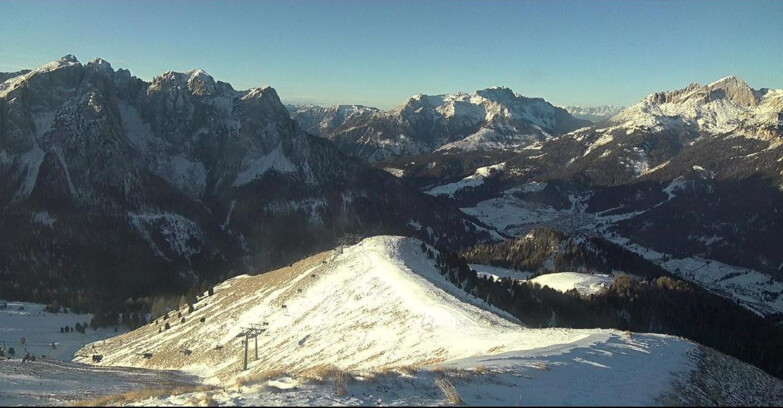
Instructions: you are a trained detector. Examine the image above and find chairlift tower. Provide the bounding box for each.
[238,322,268,370]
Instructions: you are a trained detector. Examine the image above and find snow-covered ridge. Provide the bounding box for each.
[0,55,81,97]
[74,237,585,378]
[78,236,558,381]
[73,236,783,405]
[394,86,570,131]
[610,76,782,134]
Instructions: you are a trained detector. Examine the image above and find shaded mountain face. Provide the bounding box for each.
[288,87,591,162]
[0,55,495,307]
[387,77,783,313]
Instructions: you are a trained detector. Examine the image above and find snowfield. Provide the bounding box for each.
[529,272,613,296]
[60,236,783,406]
[0,301,123,361]
[469,263,533,281]
[424,162,505,197]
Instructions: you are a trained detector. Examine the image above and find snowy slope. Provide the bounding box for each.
[77,236,586,382]
[610,76,782,137]
[424,162,505,197]
[70,236,783,406]
[529,272,613,296]
[0,301,124,361]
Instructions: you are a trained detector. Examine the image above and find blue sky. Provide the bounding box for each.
[1,0,781,109]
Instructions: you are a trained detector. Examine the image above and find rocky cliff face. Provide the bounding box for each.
[0,56,495,307]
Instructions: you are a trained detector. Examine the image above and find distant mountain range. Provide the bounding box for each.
[562,105,624,122]
[380,76,783,317]
[288,88,591,162]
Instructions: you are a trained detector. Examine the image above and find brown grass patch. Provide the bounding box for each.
[487,345,506,353]
[534,362,550,371]
[301,364,351,396]
[231,368,289,389]
[435,377,463,405]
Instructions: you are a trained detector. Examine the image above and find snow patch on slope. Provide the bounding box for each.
[156,154,207,198]
[424,162,505,197]
[530,272,613,296]
[233,143,297,187]
[12,146,45,202]
[469,263,533,281]
[128,213,204,261]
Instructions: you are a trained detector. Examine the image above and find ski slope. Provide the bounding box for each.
[73,236,783,405]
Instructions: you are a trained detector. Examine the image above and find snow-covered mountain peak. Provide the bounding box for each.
[38,55,82,72]
[474,86,518,103]
[334,104,379,115]
[186,69,216,96]
[0,55,84,97]
[612,76,780,133]
[397,87,559,123]
[86,57,113,73]
[643,76,759,107]
[706,75,759,106]
[401,93,446,110]
[708,75,749,89]
[242,86,281,104]
[59,54,79,64]
[149,68,219,97]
